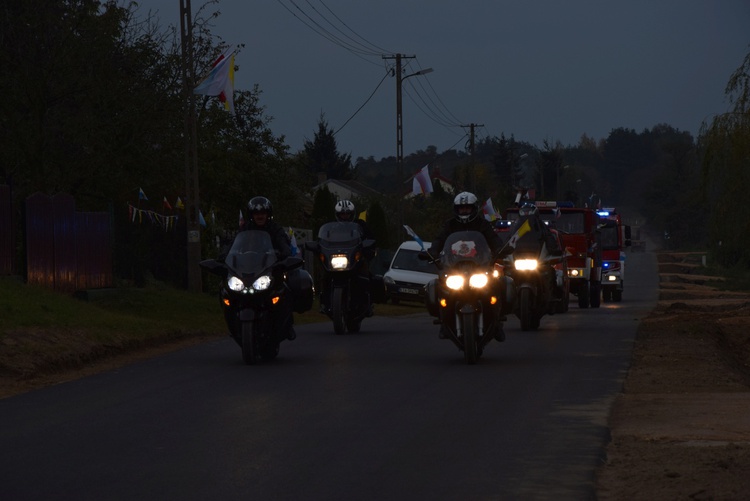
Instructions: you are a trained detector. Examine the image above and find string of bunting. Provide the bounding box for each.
[128,203,180,231]
[129,189,186,231]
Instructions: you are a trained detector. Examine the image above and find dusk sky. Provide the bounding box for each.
[146,1,750,160]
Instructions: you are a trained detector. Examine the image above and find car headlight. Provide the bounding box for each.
[330,255,349,270]
[515,258,538,271]
[227,276,245,292]
[383,275,395,285]
[469,273,488,288]
[252,275,272,291]
[445,275,464,290]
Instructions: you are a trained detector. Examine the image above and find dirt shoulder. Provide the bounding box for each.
[595,252,750,500]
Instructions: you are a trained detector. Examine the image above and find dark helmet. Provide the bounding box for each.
[334,199,356,222]
[453,191,479,223]
[518,202,538,217]
[247,196,273,218]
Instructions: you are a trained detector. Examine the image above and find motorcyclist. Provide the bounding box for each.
[333,199,374,240]
[431,192,504,259]
[318,199,376,316]
[242,196,292,259]
[509,202,563,302]
[513,202,563,256]
[241,196,296,340]
[431,191,506,341]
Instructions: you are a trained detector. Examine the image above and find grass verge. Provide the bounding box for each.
[0,276,424,383]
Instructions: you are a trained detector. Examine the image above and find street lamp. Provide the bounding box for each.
[383,53,432,224]
[396,64,433,192]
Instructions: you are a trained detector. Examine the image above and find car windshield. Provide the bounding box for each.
[557,213,585,233]
[440,231,492,267]
[601,222,620,250]
[391,248,438,274]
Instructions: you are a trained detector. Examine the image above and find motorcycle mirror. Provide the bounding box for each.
[280,256,304,270]
[199,259,226,276]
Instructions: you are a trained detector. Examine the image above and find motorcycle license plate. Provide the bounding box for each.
[399,287,419,295]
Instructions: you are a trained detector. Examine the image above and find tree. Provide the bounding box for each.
[302,113,352,182]
[699,50,750,266]
[0,0,182,209]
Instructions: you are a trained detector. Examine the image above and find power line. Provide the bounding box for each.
[333,69,391,136]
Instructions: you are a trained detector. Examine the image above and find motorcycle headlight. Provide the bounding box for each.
[515,258,539,271]
[330,254,349,270]
[445,275,465,290]
[469,273,488,288]
[227,276,245,292]
[252,275,272,291]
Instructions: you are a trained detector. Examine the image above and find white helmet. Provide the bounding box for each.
[453,191,479,223]
[335,199,356,222]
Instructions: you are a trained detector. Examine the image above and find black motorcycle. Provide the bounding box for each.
[200,230,313,364]
[305,221,379,335]
[424,230,515,364]
[501,222,565,331]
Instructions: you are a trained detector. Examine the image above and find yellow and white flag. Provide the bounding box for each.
[194,50,235,114]
[506,219,532,249]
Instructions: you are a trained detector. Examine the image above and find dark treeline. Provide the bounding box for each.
[2,1,748,289]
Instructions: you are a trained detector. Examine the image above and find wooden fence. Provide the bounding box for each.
[0,189,113,292]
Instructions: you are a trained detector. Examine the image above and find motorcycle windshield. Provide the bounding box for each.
[441,231,492,267]
[509,216,545,256]
[317,221,363,248]
[225,230,277,277]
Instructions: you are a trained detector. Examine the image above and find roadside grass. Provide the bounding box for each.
[0,276,425,380]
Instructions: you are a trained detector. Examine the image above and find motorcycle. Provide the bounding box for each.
[200,230,313,365]
[424,230,515,364]
[501,223,566,331]
[305,221,380,335]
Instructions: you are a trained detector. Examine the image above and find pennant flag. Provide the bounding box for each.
[163,197,172,210]
[358,210,367,222]
[175,197,185,209]
[288,227,299,257]
[198,210,207,227]
[194,49,235,114]
[403,225,426,251]
[412,164,434,196]
[482,197,497,221]
[138,188,148,201]
[239,209,245,228]
[506,219,532,249]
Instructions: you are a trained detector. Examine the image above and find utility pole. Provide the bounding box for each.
[382,53,415,198]
[462,123,483,193]
[179,0,202,292]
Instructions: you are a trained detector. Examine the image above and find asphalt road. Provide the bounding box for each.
[0,251,658,500]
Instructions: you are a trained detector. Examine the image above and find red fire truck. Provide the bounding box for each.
[507,201,602,309]
[596,207,631,302]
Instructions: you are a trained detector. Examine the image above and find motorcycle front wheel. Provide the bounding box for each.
[461,310,479,365]
[241,321,258,365]
[519,288,534,331]
[332,287,347,335]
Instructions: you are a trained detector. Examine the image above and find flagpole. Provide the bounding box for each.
[179,0,202,292]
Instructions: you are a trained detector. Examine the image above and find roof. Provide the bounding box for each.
[397,240,432,251]
[311,178,383,200]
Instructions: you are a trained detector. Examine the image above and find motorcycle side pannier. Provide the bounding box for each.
[287,268,314,313]
[425,278,439,317]
[369,274,387,304]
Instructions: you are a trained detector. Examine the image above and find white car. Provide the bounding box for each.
[383,241,438,304]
